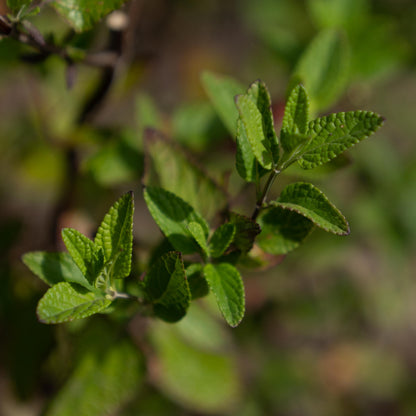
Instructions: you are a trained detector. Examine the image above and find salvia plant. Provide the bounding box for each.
[23,75,384,328]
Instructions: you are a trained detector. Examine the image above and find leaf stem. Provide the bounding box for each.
[251,168,280,221]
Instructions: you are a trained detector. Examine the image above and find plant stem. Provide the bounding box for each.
[251,168,281,221]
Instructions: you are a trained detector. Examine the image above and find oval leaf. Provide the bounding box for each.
[209,223,235,258]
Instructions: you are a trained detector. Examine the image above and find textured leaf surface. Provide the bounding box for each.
[257,207,314,254]
[299,111,384,169]
[146,131,226,219]
[293,29,350,111]
[282,84,309,136]
[45,332,142,416]
[144,252,191,322]
[37,282,111,324]
[229,212,261,253]
[94,192,133,279]
[203,263,245,327]
[275,182,349,235]
[52,0,128,32]
[188,222,210,257]
[144,186,209,254]
[209,223,235,258]
[22,252,91,289]
[62,228,103,284]
[201,71,244,137]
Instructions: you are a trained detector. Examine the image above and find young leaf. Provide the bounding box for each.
[144,186,209,254]
[203,263,245,327]
[144,252,191,323]
[229,212,261,253]
[22,252,92,289]
[188,222,210,257]
[209,223,235,258]
[62,228,104,284]
[257,207,314,255]
[275,182,349,235]
[201,71,245,137]
[292,29,350,112]
[186,263,209,300]
[94,192,133,279]
[298,111,384,169]
[37,282,111,324]
[236,94,274,170]
[52,0,128,32]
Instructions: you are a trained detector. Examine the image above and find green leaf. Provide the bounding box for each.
[37,282,111,324]
[52,0,128,32]
[298,111,384,169]
[144,252,191,323]
[292,29,350,112]
[7,0,32,15]
[45,332,143,416]
[203,263,245,327]
[144,186,209,254]
[22,252,92,289]
[257,207,314,255]
[145,130,227,219]
[186,263,209,300]
[209,223,235,258]
[94,192,133,279]
[229,212,261,253]
[61,228,104,285]
[188,222,210,257]
[201,71,245,137]
[275,182,349,235]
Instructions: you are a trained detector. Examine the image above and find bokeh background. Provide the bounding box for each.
[1,0,416,415]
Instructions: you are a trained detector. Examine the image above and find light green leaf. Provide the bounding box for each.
[188,222,210,257]
[298,111,384,169]
[94,192,133,279]
[22,251,92,289]
[209,223,235,258]
[62,228,104,284]
[52,0,128,32]
[203,263,245,327]
[37,282,111,324]
[145,130,227,219]
[186,263,209,300]
[292,29,350,112]
[236,93,274,170]
[144,186,209,254]
[201,71,245,137]
[45,330,143,416]
[275,182,349,235]
[257,207,314,255]
[281,84,309,140]
[229,212,261,253]
[144,252,191,323]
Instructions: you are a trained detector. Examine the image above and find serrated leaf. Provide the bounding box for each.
[52,0,128,32]
[144,252,191,323]
[229,212,261,253]
[188,222,210,257]
[236,94,274,170]
[145,130,227,219]
[275,182,349,235]
[45,332,143,416]
[298,111,384,169]
[37,282,111,324]
[257,207,314,255]
[201,71,245,137]
[22,252,92,289]
[186,263,209,300]
[94,192,133,279]
[203,263,245,327]
[62,228,104,284]
[209,223,235,258]
[144,186,209,255]
[292,29,350,112]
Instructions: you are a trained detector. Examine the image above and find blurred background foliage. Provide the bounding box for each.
[1,0,416,415]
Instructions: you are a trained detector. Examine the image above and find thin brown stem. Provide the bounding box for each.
[251,168,280,221]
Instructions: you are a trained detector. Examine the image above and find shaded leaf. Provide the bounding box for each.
[37,282,111,324]
[144,252,191,322]
[203,263,245,327]
[186,263,209,300]
[229,212,261,253]
[188,222,210,257]
[209,223,235,258]
[144,186,209,255]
